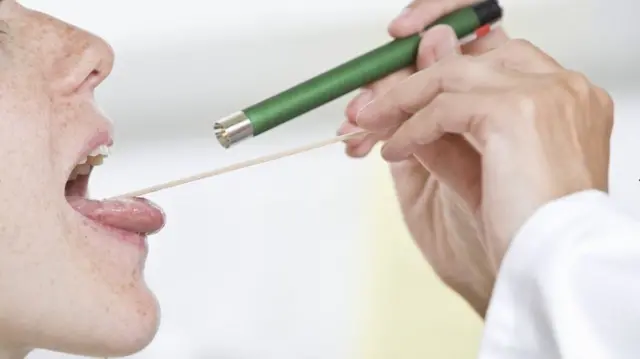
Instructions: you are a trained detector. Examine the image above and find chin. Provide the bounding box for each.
[96,289,161,357]
[49,282,162,358]
[41,131,168,357]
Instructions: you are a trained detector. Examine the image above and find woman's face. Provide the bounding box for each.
[0,1,166,357]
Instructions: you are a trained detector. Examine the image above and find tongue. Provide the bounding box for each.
[67,197,165,234]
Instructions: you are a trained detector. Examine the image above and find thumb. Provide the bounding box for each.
[416,24,462,70]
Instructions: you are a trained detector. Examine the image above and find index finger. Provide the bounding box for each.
[355,54,512,132]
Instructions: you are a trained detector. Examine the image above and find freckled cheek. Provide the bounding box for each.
[49,102,90,158]
[0,114,49,150]
[0,119,58,191]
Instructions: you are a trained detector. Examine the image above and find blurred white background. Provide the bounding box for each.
[18,0,640,358]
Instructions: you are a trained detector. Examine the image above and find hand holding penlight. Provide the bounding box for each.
[213,0,503,148]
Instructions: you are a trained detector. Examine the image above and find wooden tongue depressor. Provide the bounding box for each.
[110,130,368,199]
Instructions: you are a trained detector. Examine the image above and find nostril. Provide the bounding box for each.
[53,31,115,95]
[55,58,105,95]
[50,27,115,95]
[85,69,101,88]
[70,67,101,94]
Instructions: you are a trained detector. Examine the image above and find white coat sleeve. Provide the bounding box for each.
[478,190,640,359]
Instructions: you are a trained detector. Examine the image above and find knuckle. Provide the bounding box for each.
[376,70,413,94]
[371,77,400,94]
[503,38,536,53]
[417,37,440,68]
[595,87,614,113]
[547,72,597,120]
[513,93,538,119]
[407,122,426,145]
[594,86,615,131]
[497,39,560,71]
[430,92,456,115]
[389,81,419,116]
[397,101,419,117]
[501,92,537,126]
[562,70,592,97]
[438,54,479,89]
[451,53,475,66]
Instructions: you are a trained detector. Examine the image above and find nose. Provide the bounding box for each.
[79,35,115,92]
[54,30,115,95]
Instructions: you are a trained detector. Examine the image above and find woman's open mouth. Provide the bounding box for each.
[64,138,166,241]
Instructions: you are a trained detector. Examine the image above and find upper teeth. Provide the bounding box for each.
[69,145,111,181]
[78,145,110,164]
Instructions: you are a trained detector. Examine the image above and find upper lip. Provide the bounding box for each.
[66,130,113,182]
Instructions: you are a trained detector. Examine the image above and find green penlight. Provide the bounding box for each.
[214,0,503,148]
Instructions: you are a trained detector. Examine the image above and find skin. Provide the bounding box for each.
[339,0,511,316]
[0,1,160,358]
[0,0,612,357]
[340,1,612,317]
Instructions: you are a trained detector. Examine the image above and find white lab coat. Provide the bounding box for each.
[478,190,640,359]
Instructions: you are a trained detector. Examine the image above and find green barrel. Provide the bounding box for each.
[214,0,502,148]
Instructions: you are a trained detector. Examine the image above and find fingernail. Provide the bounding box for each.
[380,143,408,163]
[336,122,364,148]
[353,89,374,111]
[346,137,372,158]
[336,121,351,136]
[380,144,396,162]
[354,92,376,124]
[347,148,366,158]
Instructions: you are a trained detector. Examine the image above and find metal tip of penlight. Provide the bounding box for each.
[213,111,254,149]
[213,124,232,149]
